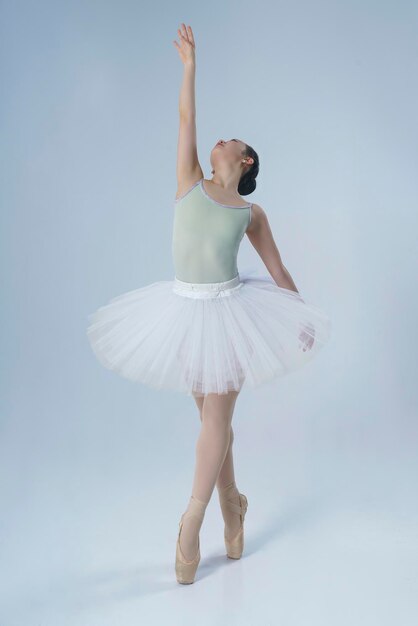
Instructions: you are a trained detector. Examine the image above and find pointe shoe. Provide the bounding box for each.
[175,496,207,584]
[219,486,248,559]
[175,513,201,584]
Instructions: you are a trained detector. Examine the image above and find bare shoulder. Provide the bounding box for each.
[246,202,269,234]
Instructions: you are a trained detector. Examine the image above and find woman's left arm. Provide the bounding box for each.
[246,203,300,293]
[247,203,316,349]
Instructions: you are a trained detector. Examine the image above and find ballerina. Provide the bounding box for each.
[87,22,332,584]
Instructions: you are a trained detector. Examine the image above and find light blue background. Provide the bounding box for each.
[1,1,417,625]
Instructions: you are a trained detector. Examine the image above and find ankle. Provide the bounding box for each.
[219,480,236,490]
[191,494,209,507]
[183,495,208,522]
[218,480,239,497]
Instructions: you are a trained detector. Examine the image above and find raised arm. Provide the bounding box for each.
[246,204,301,295]
[173,23,203,198]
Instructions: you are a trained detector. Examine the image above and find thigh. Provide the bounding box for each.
[193,387,242,423]
[201,389,240,425]
[192,392,204,421]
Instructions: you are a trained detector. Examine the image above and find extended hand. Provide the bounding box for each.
[173,23,196,65]
[298,321,315,352]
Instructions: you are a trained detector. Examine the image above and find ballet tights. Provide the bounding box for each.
[179,495,208,562]
[214,425,243,539]
[179,392,240,561]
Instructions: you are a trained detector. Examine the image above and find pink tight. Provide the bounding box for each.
[178,389,243,561]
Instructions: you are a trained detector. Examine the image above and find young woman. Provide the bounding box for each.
[87,23,332,585]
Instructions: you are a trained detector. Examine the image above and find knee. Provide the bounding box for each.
[201,409,232,433]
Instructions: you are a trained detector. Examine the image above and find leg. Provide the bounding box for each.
[179,389,240,560]
[192,390,239,502]
[192,392,242,542]
[192,393,236,491]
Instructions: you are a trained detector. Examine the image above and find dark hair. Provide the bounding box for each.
[238,143,259,196]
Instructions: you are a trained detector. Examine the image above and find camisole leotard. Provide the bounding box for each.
[172,178,252,284]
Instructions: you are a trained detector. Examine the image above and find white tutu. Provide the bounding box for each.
[86,271,332,396]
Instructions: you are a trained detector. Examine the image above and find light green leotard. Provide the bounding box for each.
[172,178,252,283]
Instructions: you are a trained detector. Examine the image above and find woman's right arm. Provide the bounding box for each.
[173,24,203,198]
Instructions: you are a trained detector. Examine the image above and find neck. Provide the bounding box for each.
[210,171,242,192]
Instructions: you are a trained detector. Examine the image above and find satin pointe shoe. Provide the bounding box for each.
[175,497,207,584]
[219,485,248,559]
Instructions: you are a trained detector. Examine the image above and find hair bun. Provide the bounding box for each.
[238,174,256,196]
[238,143,259,196]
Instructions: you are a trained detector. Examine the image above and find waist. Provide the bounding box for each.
[172,273,243,299]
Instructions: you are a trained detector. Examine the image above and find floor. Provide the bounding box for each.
[1,406,417,626]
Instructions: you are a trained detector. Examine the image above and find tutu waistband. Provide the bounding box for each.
[172,273,243,299]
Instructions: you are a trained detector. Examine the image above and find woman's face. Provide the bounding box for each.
[211,138,247,170]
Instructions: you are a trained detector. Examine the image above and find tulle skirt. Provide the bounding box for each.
[86,271,332,396]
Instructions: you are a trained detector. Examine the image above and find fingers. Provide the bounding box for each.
[187,24,195,45]
[177,23,195,46]
[178,23,188,41]
[298,329,314,351]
